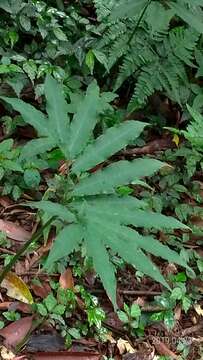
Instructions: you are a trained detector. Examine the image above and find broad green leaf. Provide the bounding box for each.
[110,0,148,20]
[24,169,40,188]
[0,139,13,152]
[85,221,117,308]
[44,75,70,148]
[68,81,100,158]
[45,224,83,267]
[86,203,189,230]
[80,195,147,210]
[0,97,49,136]
[73,159,164,196]
[27,200,76,222]
[169,2,203,33]
[93,215,170,289]
[20,138,56,160]
[134,233,190,270]
[72,121,148,173]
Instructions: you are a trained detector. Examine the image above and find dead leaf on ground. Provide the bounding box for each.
[117,339,135,355]
[0,301,32,313]
[59,268,74,290]
[31,282,51,299]
[194,304,203,316]
[1,272,33,304]
[0,316,33,348]
[0,346,16,360]
[0,220,31,242]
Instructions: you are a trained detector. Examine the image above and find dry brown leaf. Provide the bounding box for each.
[0,316,33,348]
[117,339,135,355]
[0,346,16,360]
[0,220,31,242]
[1,272,33,304]
[151,336,178,359]
[0,301,32,313]
[31,282,51,299]
[59,268,74,290]
[194,304,203,316]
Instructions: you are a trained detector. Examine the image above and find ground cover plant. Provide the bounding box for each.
[0,1,202,360]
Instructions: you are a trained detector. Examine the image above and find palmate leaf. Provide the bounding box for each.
[0,96,49,136]
[20,137,56,160]
[44,75,70,148]
[45,224,83,268]
[68,81,100,158]
[72,121,148,174]
[73,158,164,196]
[89,214,170,291]
[85,202,190,230]
[28,200,76,222]
[85,220,117,307]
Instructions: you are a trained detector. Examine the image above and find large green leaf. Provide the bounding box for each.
[20,137,56,159]
[28,200,76,222]
[134,233,190,270]
[85,221,117,308]
[110,0,148,20]
[45,224,83,268]
[92,214,170,289]
[44,75,70,147]
[72,121,148,174]
[73,158,164,196]
[0,96,49,136]
[169,2,203,33]
[85,203,189,230]
[68,81,100,158]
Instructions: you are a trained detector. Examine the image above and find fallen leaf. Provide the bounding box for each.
[194,304,203,316]
[0,346,16,360]
[0,220,31,242]
[117,339,135,355]
[1,272,33,304]
[0,301,32,313]
[0,316,33,348]
[31,282,51,299]
[59,268,74,290]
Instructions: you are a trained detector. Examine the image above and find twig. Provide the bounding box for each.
[0,247,16,255]
[89,288,161,296]
[0,216,56,284]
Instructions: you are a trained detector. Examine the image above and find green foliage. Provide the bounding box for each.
[1,75,192,308]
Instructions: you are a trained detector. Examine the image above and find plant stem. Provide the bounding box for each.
[128,0,153,45]
[0,216,56,284]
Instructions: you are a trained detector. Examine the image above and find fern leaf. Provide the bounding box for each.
[45,224,83,268]
[20,137,56,160]
[110,0,148,20]
[28,200,76,222]
[72,121,148,174]
[0,96,49,136]
[68,81,100,158]
[73,158,164,196]
[85,220,117,307]
[44,75,70,147]
[169,1,203,33]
